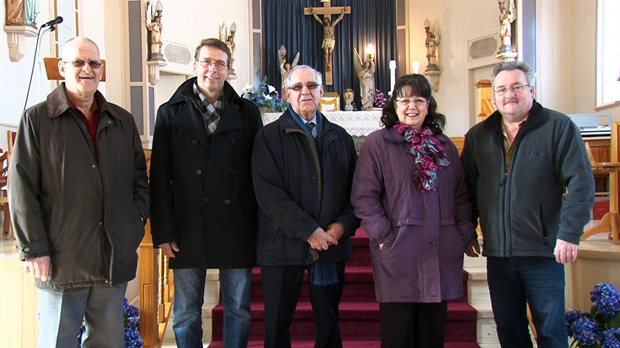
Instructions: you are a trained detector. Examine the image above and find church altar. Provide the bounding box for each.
[263,110,383,137]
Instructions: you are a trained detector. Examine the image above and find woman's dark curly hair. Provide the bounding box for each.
[380,74,446,134]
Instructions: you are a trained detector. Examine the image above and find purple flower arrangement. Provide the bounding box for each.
[242,76,289,112]
[77,298,143,348]
[374,89,387,108]
[566,282,620,347]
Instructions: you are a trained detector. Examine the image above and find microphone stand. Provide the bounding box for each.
[23,25,56,113]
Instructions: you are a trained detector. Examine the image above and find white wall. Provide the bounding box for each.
[405,0,619,137]
[3,0,619,141]
[406,0,499,137]
[155,0,252,95]
[0,0,109,146]
[0,0,54,137]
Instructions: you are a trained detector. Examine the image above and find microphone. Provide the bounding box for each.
[23,16,63,112]
[41,16,63,28]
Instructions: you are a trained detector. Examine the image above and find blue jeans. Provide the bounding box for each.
[487,256,568,348]
[173,268,252,348]
[38,283,127,348]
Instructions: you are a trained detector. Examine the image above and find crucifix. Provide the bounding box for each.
[304,1,351,85]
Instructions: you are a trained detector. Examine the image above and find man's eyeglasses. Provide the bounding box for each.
[287,82,321,92]
[64,60,103,69]
[395,98,427,107]
[493,84,530,96]
[198,59,228,70]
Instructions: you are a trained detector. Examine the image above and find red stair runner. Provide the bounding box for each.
[210,228,479,347]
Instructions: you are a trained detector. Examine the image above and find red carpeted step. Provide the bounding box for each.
[208,341,480,347]
[349,228,372,267]
[210,227,478,346]
[212,301,477,342]
[250,265,376,303]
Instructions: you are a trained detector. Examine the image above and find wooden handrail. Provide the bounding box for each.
[139,149,174,347]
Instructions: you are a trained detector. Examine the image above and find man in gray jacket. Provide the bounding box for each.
[10,37,150,347]
[462,61,595,348]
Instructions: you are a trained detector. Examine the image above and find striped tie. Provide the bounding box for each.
[306,122,316,138]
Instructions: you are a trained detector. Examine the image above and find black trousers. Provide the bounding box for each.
[261,263,346,348]
[380,301,448,348]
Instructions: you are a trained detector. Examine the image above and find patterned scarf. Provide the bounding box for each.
[394,121,449,192]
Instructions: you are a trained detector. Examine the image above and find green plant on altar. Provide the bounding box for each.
[242,76,289,112]
[566,282,620,347]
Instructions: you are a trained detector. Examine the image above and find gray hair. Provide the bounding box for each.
[284,65,323,89]
[491,61,536,89]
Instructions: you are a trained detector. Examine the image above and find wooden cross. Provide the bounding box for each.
[304,2,351,85]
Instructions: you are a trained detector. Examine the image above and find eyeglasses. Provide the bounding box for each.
[493,84,530,96]
[395,98,427,107]
[63,59,103,69]
[287,82,321,92]
[197,59,228,70]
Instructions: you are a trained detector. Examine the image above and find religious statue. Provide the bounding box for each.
[498,0,516,49]
[354,48,376,111]
[344,88,355,111]
[219,22,237,78]
[6,0,25,25]
[353,49,376,110]
[6,0,38,26]
[25,0,38,25]
[278,45,300,92]
[424,18,440,71]
[145,0,164,61]
[312,8,345,71]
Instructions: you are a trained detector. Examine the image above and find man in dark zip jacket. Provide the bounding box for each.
[11,37,150,347]
[462,61,595,348]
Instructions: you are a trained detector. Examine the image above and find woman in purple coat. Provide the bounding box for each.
[351,74,477,348]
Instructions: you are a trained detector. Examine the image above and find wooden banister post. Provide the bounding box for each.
[139,221,159,348]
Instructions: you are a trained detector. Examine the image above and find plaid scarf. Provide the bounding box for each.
[193,82,224,136]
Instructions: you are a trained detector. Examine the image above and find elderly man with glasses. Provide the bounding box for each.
[461,61,595,348]
[251,65,360,348]
[150,38,262,348]
[10,36,150,347]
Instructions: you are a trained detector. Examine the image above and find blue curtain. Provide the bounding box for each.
[262,0,396,109]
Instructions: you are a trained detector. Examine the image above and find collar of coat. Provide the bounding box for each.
[46,83,122,120]
[483,100,546,137]
[278,109,342,135]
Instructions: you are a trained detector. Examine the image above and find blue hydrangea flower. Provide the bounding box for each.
[572,317,603,345]
[603,328,620,348]
[124,327,144,348]
[566,310,589,337]
[592,283,620,317]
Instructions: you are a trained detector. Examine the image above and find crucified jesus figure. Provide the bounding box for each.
[313,8,345,71]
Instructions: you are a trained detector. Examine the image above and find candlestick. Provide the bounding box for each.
[412,60,420,74]
[389,60,396,95]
